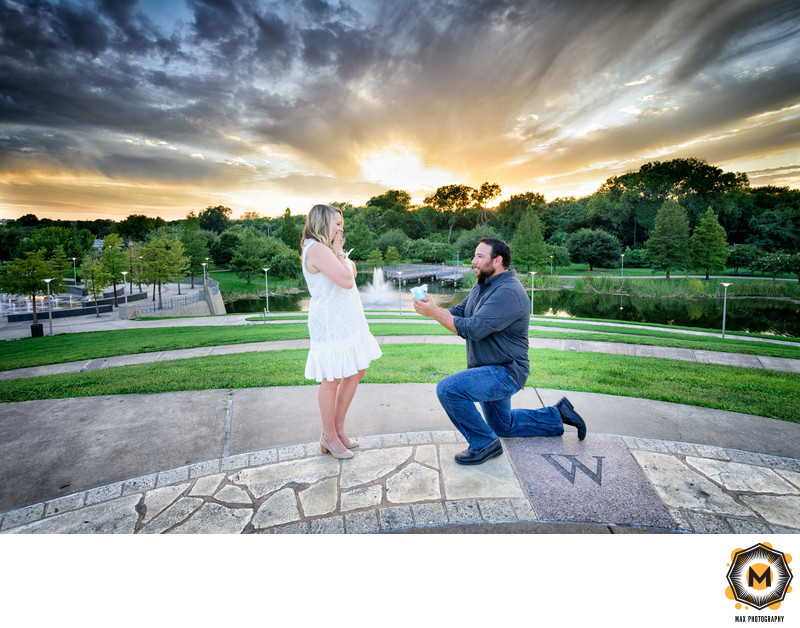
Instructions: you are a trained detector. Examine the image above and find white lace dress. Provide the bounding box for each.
[302,239,382,382]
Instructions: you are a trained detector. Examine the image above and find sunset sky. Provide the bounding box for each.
[1,0,799,222]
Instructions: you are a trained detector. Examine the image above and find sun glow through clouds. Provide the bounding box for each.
[358,145,458,193]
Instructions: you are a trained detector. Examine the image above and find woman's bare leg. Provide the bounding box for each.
[334,369,365,445]
[319,378,348,454]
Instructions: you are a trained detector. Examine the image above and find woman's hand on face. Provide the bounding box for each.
[331,229,345,253]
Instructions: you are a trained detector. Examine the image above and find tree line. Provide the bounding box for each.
[2,158,799,310]
[0,232,192,321]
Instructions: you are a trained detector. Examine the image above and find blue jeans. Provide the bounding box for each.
[436,365,564,452]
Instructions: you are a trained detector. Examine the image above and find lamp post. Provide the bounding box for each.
[263,267,270,314]
[549,255,553,276]
[71,257,77,284]
[201,262,207,285]
[721,282,732,338]
[43,278,53,336]
[121,271,128,304]
[529,271,537,316]
[397,270,403,316]
[621,253,625,279]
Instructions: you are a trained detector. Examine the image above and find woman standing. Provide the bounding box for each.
[301,204,382,459]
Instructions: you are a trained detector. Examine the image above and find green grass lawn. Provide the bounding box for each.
[0,345,797,423]
[2,317,800,372]
[210,269,303,294]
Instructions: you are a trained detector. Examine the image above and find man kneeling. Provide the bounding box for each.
[413,238,587,465]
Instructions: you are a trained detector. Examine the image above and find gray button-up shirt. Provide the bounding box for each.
[449,269,530,388]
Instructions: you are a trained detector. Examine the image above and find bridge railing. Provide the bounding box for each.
[382,263,467,282]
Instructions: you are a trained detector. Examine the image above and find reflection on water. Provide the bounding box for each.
[226,284,800,338]
[534,291,800,337]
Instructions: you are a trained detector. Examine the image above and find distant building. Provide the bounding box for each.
[93,238,104,250]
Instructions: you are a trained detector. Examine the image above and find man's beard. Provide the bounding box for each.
[475,263,495,284]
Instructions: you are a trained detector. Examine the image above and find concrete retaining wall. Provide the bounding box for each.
[205,281,226,315]
[120,279,226,319]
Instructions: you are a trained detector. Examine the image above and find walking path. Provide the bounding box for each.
[1,297,799,534]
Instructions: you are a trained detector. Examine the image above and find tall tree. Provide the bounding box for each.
[492,192,546,239]
[199,206,232,234]
[279,208,301,251]
[366,249,384,269]
[140,236,188,308]
[101,233,126,306]
[543,197,590,241]
[344,213,375,260]
[230,228,269,285]
[166,238,190,293]
[511,209,549,271]
[587,180,638,246]
[0,250,60,324]
[690,208,729,279]
[367,190,412,211]
[125,241,144,292]
[116,214,165,242]
[472,182,501,226]
[424,184,475,243]
[384,246,402,266]
[745,186,800,252]
[366,189,412,232]
[19,226,92,261]
[79,252,111,318]
[646,199,690,279]
[181,215,210,288]
[210,230,241,266]
[49,245,70,284]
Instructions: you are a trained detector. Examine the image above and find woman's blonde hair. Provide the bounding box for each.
[301,204,342,247]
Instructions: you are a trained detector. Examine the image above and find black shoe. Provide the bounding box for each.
[556,397,587,440]
[455,439,503,465]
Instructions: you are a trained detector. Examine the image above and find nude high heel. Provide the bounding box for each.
[342,438,359,449]
[321,434,354,459]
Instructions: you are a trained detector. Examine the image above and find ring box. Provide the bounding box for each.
[411,285,428,300]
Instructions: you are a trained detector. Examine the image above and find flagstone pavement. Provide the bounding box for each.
[3,424,799,534]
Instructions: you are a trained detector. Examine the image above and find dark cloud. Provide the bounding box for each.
[190,0,247,42]
[253,10,294,69]
[670,0,800,83]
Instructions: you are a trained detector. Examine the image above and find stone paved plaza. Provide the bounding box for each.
[3,429,798,534]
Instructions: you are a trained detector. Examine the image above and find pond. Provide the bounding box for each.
[225,276,800,338]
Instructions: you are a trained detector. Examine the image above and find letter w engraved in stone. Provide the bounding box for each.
[541,454,605,486]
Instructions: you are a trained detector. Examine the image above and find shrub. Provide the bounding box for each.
[376,229,408,255]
